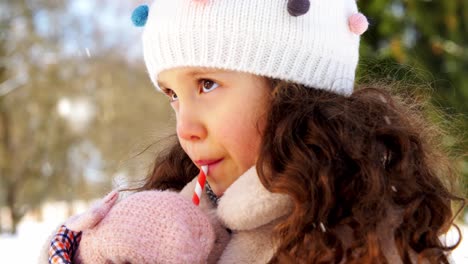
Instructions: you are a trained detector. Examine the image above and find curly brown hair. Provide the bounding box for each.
[135,79,465,263]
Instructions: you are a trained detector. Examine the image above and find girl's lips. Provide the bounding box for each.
[195,159,224,178]
[195,159,223,166]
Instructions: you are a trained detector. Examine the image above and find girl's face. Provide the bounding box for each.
[158,67,270,196]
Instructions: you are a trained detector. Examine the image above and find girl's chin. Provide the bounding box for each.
[216,189,226,197]
[213,187,225,197]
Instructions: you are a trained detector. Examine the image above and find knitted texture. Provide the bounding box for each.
[73,191,215,264]
[142,0,363,95]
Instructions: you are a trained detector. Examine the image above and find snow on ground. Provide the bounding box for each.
[0,219,59,263]
[1,214,468,263]
[0,200,90,263]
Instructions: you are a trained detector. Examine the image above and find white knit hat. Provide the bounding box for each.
[133,0,368,96]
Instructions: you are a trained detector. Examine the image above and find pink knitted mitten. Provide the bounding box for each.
[73,190,215,264]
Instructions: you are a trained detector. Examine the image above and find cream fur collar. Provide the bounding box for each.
[180,166,293,231]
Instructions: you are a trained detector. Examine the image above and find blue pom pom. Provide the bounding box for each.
[132,5,149,27]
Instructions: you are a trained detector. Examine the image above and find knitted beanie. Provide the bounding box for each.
[133,0,368,96]
[73,191,215,264]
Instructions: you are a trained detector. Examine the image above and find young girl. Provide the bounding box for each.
[45,0,464,263]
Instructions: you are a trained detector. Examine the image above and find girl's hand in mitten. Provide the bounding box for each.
[48,190,119,264]
[74,191,216,264]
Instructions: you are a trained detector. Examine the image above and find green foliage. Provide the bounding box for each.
[358,0,468,196]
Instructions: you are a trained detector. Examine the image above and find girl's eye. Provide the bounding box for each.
[200,79,219,93]
[170,92,178,102]
[163,88,178,102]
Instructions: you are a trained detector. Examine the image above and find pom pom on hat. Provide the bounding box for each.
[287,0,311,17]
[348,13,369,35]
[132,4,149,27]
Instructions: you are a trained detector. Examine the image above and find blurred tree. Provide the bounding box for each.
[358,0,468,194]
[0,0,70,234]
[0,0,171,234]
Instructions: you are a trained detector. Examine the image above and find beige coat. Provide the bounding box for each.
[178,166,293,263]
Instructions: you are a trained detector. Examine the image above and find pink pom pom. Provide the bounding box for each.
[193,0,209,4]
[348,13,369,35]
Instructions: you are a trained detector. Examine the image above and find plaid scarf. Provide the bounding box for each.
[205,182,220,206]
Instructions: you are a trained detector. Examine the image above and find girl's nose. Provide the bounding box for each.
[176,106,207,141]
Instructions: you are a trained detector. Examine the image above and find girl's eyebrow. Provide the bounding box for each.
[157,68,225,88]
[157,80,169,89]
[188,68,222,77]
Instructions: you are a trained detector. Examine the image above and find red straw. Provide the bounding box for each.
[192,165,208,206]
